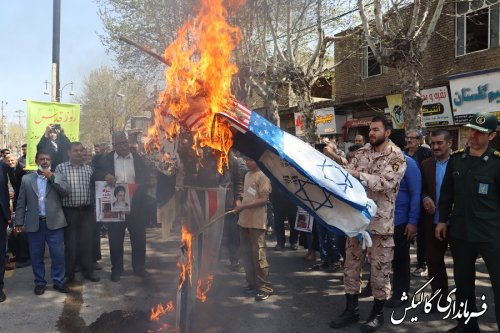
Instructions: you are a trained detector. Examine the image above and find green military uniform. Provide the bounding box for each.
[438,112,500,332]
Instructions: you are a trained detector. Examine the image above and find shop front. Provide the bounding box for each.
[449,67,500,149]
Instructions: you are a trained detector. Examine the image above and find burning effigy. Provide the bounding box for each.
[125,0,377,331]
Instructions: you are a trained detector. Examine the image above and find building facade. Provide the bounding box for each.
[334,0,500,148]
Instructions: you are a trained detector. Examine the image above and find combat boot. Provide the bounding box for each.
[361,298,385,333]
[330,294,359,329]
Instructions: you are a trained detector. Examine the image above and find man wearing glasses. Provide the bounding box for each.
[404,130,431,278]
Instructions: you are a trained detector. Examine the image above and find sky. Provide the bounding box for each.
[0,1,112,123]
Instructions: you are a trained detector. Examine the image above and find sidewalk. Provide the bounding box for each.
[1,228,497,332]
[193,234,498,333]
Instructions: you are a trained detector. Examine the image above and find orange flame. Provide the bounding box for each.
[150,300,175,321]
[178,224,193,289]
[149,225,194,323]
[196,274,214,302]
[147,0,242,173]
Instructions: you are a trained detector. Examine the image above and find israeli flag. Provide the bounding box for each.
[234,111,376,246]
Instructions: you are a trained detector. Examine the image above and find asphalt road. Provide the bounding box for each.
[2,227,498,333]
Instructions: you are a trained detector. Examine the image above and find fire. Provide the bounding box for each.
[196,274,214,302]
[150,300,175,321]
[149,224,193,324]
[147,0,242,173]
[178,224,193,288]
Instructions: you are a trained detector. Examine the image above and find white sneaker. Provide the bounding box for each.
[412,266,428,277]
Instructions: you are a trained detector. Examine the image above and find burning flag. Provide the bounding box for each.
[147,0,241,173]
[137,0,376,243]
[134,0,377,330]
[222,103,376,244]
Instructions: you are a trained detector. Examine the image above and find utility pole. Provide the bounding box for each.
[0,101,7,148]
[52,0,61,102]
[15,109,25,127]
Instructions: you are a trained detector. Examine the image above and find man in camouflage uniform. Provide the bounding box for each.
[326,115,406,333]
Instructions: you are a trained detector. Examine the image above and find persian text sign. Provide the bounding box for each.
[449,69,500,124]
[315,107,336,135]
[420,86,454,127]
[26,101,80,170]
[294,107,336,136]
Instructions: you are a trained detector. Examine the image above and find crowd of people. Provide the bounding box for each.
[218,112,499,333]
[0,126,163,300]
[0,112,498,333]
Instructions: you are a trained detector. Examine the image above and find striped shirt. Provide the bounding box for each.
[55,162,93,207]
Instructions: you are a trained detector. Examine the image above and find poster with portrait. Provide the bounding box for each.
[110,183,131,213]
[26,100,80,171]
[294,208,314,233]
[95,181,125,222]
[386,94,404,129]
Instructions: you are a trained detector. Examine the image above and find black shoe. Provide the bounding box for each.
[15,259,31,268]
[84,273,100,282]
[54,284,70,293]
[243,285,257,295]
[0,290,6,302]
[330,294,359,328]
[290,243,299,250]
[359,283,373,298]
[34,285,46,295]
[312,260,330,270]
[255,290,272,301]
[361,299,385,333]
[110,272,121,282]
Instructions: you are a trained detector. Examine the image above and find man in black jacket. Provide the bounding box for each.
[94,131,149,282]
[0,162,11,302]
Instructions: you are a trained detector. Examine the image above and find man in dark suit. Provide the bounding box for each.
[5,153,30,269]
[0,160,11,302]
[420,130,452,309]
[94,131,148,282]
[15,151,71,295]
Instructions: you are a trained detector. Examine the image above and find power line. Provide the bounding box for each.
[265,3,373,43]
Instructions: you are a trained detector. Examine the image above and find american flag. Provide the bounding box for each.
[186,187,226,230]
[183,101,251,134]
[219,102,251,133]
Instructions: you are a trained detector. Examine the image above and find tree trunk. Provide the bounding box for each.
[264,97,280,126]
[396,62,423,132]
[293,82,317,143]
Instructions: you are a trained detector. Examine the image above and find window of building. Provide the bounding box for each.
[362,46,382,78]
[456,0,500,56]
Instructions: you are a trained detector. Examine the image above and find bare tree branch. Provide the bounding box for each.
[418,0,446,52]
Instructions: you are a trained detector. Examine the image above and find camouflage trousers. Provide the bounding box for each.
[344,235,394,300]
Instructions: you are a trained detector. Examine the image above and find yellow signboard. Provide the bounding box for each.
[26,101,80,170]
[386,94,404,129]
